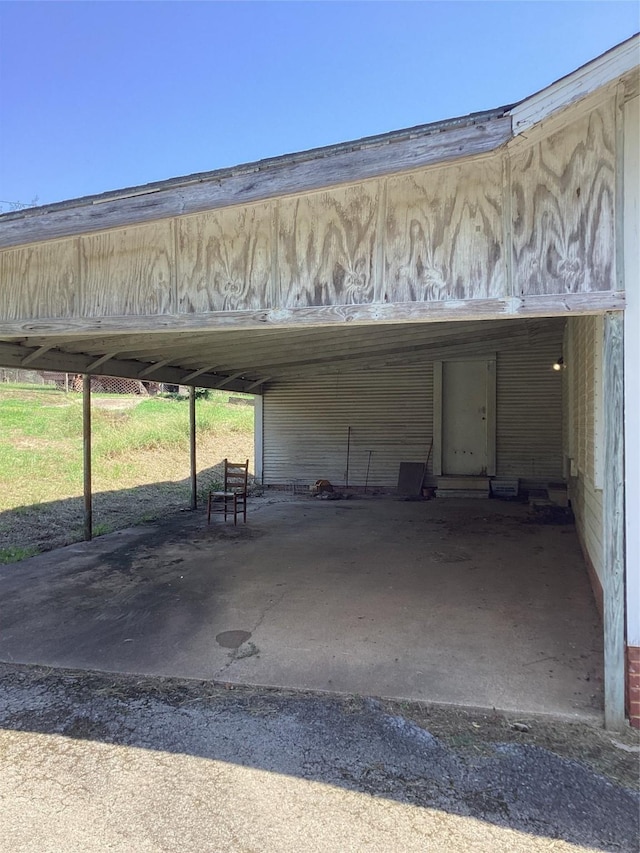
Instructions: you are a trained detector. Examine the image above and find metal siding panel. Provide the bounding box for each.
[263,329,565,487]
[264,366,433,487]
[496,337,565,480]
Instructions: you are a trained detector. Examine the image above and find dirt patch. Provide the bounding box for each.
[382,698,640,790]
[91,397,146,411]
[11,437,71,451]
[0,428,254,562]
[0,662,637,791]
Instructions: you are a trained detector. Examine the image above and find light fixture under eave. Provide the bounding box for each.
[553,356,565,371]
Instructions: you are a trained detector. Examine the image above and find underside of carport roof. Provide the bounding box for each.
[0,317,565,393]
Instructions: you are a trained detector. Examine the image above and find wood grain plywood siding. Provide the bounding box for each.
[0,238,78,320]
[80,222,174,316]
[511,102,616,296]
[177,203,272,312]
[385,160,504,303]
[277,183,380,307]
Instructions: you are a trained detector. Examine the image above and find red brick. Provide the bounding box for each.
[630,714,640,730]
[627,646,640,670]
[628,703,640,720]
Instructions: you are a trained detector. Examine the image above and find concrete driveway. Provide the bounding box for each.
[0,496,603,719]
[0,664,637,853]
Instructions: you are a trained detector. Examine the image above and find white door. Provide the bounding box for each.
[441,360,491,476]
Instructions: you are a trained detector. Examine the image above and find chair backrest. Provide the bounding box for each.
[224,459,249,494]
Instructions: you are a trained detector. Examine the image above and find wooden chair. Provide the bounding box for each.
[207,459,249,525]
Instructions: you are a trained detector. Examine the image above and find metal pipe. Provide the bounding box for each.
[83,374,92,541]
[364,450,373,494]
[189,386,197,510]
[345,426,352,488]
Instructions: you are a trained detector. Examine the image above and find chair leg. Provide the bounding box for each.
[233,494,238,526]
[207,492,211,525]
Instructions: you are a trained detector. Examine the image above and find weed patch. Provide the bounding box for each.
[0,545,39,564]
[0,388,254,560]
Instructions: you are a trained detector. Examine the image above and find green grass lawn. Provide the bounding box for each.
[0,387,255,562]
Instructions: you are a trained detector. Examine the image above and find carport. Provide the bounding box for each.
[0,39,637,727]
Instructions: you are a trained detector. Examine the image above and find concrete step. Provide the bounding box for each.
[547,483,569,507]
[435,489,490,499]
[437,477,490,492]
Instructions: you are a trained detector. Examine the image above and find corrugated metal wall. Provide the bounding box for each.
[264,366,434,487]
[496,338,564,481]
[263,328,565,487]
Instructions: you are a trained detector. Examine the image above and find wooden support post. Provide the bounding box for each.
[603,311,625,730]
[83,374,92,541]
[189,385,197,510]
[254,395,264,484]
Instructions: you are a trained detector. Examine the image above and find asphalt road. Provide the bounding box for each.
[0,664,637,853]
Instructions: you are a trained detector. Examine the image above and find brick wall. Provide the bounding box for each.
[627,646,640,729]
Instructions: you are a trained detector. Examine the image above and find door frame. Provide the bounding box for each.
[433,355,497,477]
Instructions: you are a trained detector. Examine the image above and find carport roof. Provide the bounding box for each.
[0,317,565,394]
[0,34,635,393]
[1,33,637,247]
[0,106,515,253]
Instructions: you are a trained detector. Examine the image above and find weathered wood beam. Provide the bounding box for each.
[244,377,271,391]
[0,292,624,339]
[0,116,512,249]
[83,375,92,542]
[602,311,625,730]
[181,365,219,383]
[511,35,639,136]
[215,371,244,389]
[86,352,118,372]
[137,358,173,378]
[20,344,53,366]
[38,324,344,356]
[0,342,261,395]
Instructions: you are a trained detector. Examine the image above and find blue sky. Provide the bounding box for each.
[0,1,638,210]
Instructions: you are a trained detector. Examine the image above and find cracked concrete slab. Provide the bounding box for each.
[0,497,603,719]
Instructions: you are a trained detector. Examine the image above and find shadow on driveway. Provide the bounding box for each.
[0,663,637,852]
